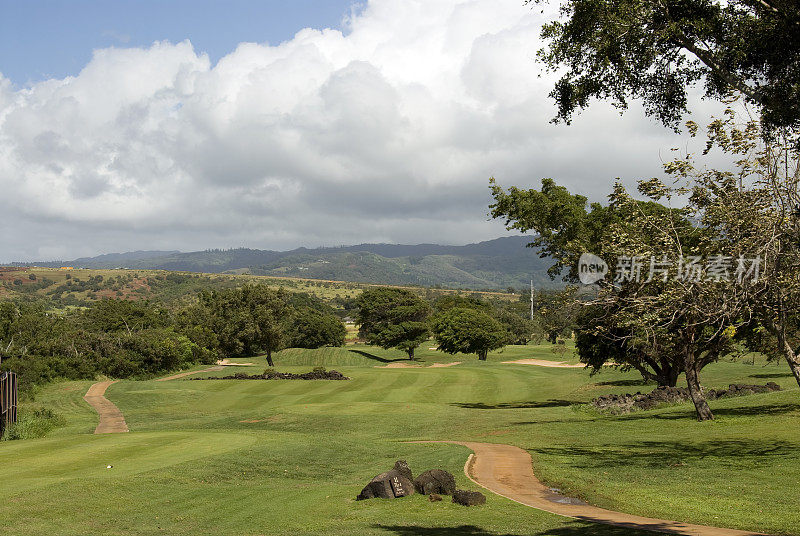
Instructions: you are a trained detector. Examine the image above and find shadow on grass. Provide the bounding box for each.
[513,398,800,426]
[749,372,793,379]
[349,349,409,364]
[712,403,800,417]
[593,379,652,387]
[453,400,577,410]
[375,522,650,536]
[528,438,797,470]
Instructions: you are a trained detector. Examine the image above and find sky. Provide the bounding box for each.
[0,0,725,262]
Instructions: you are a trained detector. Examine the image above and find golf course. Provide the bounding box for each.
[1,344,796,536]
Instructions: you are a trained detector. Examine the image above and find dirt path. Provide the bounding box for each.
[83,381,129,434]
[428,441,765,536]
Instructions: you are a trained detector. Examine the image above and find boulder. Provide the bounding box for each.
[392,460,413,481]
[452,489,486,506]
[356,460,415,500]
[413,469,456,495]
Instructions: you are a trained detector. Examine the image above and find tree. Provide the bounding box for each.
[356,287,430,359]
[81,298,168,334]
[530,0,800,136]
[433,294,492,313]
[494,308,534,345]
[671,109,800,389]
[533,287,580,344]
[199,285,290,366]
[491,175,748,420]
[289,309,346,349]
[431,307,508,361]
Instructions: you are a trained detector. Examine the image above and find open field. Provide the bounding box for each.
[0,267,517,307]
[1,343,797,535]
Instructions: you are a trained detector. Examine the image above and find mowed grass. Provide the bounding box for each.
[1,344,798,536]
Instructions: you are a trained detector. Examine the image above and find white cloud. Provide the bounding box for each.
[0,0,724,262]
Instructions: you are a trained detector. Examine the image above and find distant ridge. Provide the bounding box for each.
[11,236,559,290]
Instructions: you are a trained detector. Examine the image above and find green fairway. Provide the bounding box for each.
[1,344,798,535]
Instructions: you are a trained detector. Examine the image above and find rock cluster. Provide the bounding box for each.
[356,460,415,500]
[356,461,483,505]
[592,383,781,413]
[194,369,350,381]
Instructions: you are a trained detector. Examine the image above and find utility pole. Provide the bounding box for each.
[530,279,534,320]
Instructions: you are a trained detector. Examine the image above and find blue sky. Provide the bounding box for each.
[0,0,358,85]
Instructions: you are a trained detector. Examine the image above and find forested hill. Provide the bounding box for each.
[14,236,560,290]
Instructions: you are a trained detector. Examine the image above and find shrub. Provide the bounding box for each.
[1,407,66,441]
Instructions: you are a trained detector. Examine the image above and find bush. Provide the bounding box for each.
[1,407,66,441]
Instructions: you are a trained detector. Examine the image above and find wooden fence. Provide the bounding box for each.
[0,371,18,436]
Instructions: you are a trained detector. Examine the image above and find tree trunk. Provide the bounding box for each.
[683,344,714,421]
[407,347,415,360]
[478,350,487,361]
[778,333,800,389]
[266,350,274,367]
[662,364,681,388]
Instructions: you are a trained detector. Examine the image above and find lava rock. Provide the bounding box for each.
[592,382,782,414]
[392,460,413,481]
[452,489,486,506]
[356,460,415,500]
[413,469,456,495]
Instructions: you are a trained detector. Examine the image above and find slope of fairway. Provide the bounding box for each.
[1,345,798,535]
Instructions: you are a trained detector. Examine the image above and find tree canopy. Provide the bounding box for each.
[431,307,508,361]
[356,287,431,359]
[531,0,800,135]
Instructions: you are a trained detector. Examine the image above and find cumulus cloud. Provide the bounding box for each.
[0,0,724,261]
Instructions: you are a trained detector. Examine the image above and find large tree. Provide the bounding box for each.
[289,309,346,349]
[199,285,291,366]
[431,307,508,361]
[675,111,800,388]
[530,0,800,136]
[356,287,431,359]
[491,177,747,420]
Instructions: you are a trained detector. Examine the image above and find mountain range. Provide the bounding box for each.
[13,236,561,290]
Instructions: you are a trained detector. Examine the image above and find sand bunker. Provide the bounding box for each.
[502,359,586,368]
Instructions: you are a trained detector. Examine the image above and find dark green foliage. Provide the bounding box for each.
[356,287,431,359]
[433,294,491,313]
[431,307,507,360]
[531,0,800,136]
[493,308,533,345]
[80,298,169,333]
[288,309,346,349]
[574,303,682,387]
[198,285,291,366]
[0,300,213,388]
